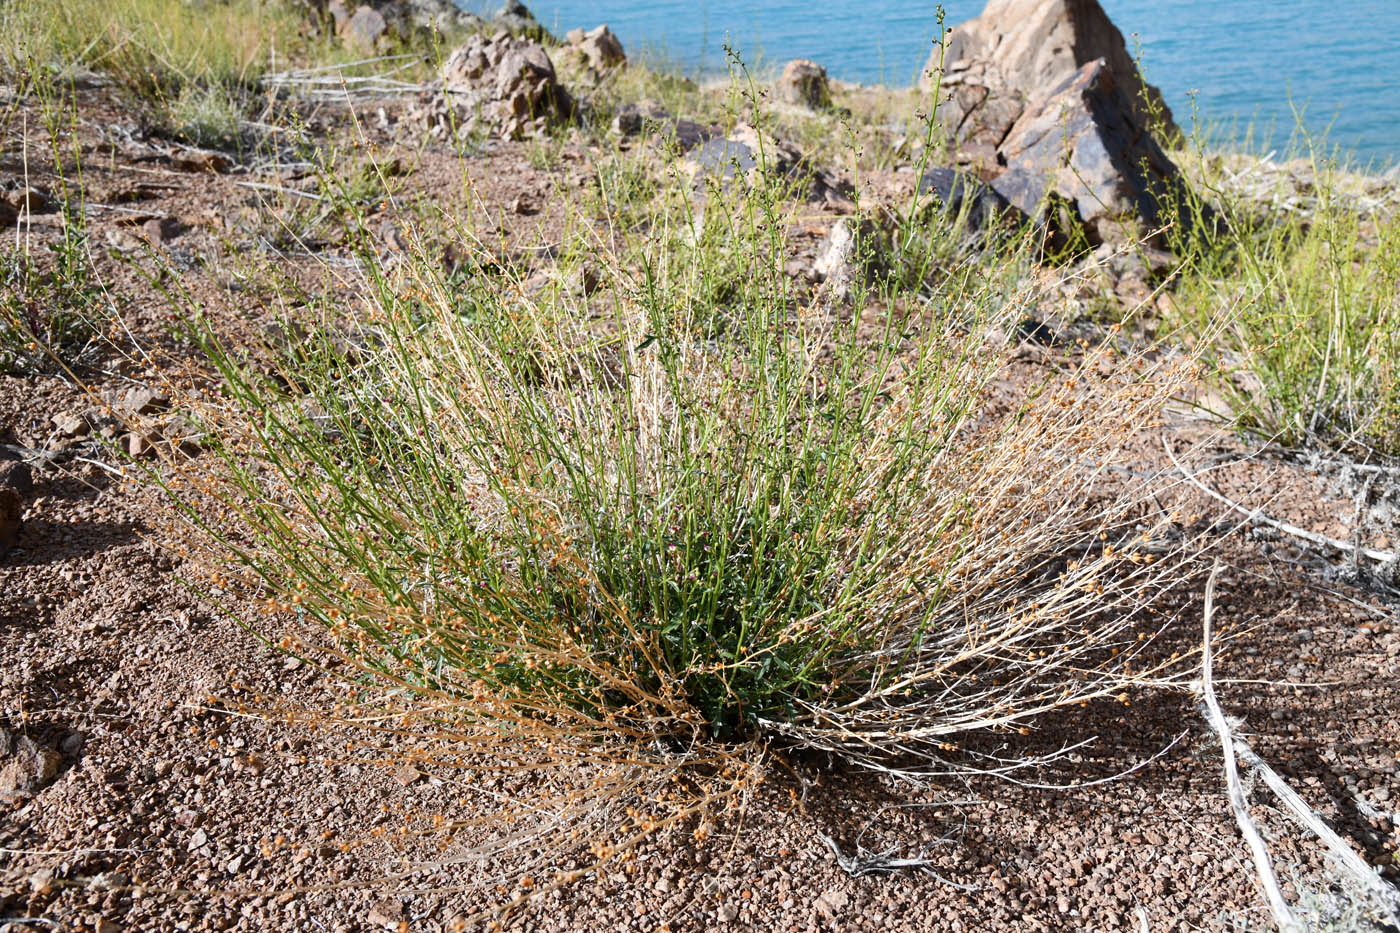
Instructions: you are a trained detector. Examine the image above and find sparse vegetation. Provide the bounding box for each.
[133,66,1215,918]
[3,3,1398,929]
[0,78,112,375]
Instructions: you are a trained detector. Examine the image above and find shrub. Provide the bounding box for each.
[151,81,1202,918]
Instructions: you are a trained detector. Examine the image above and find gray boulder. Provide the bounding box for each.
[686,123,851,206]
[923,0,1177,156]
[992,58,1190,244]
[340,5,389,52]
[494,0,548,38]
[393,0,484,33]
[918,167,1024,235]
[564,25,626,73]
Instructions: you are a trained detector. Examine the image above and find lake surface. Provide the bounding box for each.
[466,1,1400,165]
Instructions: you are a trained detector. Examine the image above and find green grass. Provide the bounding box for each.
[0,0,451,152]
[0,78,113,376]
[1168,144,1400,456]
[157,70,1198,784]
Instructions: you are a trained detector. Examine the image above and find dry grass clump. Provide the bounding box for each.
[143,120,1207,915]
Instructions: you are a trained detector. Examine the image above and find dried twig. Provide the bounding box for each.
[1164,436,1396,565]
[1199,561,1303,933]
[1197,562,1400,930]
[234,180,325,202]
[1231,743,1400,926]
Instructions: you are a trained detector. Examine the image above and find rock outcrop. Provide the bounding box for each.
[391,0,484,33]
[417,31,573,140]
[989,58,1190,244]
[493,0,549,39]
[776,59,832,110]
[338,4,389,52]
[326,0,483,50]
[914,1,1200,247]
[923,0,1177,161]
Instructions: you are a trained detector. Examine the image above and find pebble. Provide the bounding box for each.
[120,386,171,416]
[125,432,155,459]
[51,411,89,437]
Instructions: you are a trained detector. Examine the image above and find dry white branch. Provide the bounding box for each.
[234,180,325,202]
[1196,563,1400,929]
[1164,436,1397,565]
[1198,561,1304,933]
[1231,742,1400,927]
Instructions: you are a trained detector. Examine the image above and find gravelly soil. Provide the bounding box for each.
[2,82,1398,933]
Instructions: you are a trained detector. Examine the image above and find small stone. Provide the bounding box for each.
[716,905,738,923]
[654,877,672,893]
[5,187,52,214]
[140,217,181,246]
[125,432,155,459]
[393,765,422,787]
[104,228,146,251]
[1375,787,1392,803]
[237,754,267,776]
[29,870,55,895]
[0,735,62,801]
[1291,628,1314,644]
[814,887,849,921]
[120,386,171,416]
[51,411,90,437]
[189,828,208,850]
[341,5,389,52]
[91,871,129,891]
[170,150,230,174]
[367,900,404,929]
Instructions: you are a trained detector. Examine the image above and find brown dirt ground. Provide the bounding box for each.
[1,82,1398,933]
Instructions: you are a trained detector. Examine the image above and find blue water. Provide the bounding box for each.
[467,1,1400,165]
